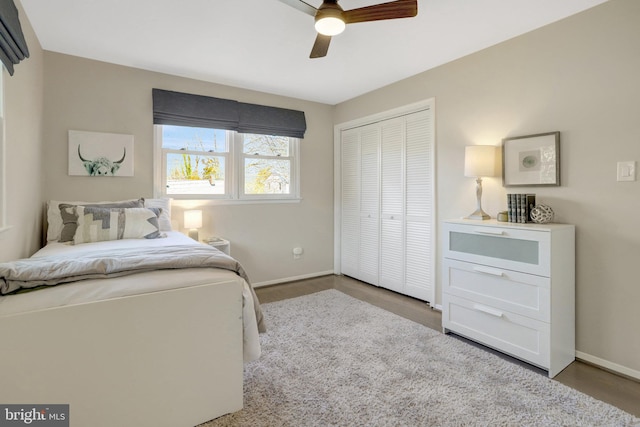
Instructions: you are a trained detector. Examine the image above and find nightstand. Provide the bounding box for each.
[205,238,230,255]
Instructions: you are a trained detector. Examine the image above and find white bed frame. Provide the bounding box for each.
[0,280,243,427]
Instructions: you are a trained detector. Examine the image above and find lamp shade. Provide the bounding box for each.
[464,145,498,178]
[184,210,202,229]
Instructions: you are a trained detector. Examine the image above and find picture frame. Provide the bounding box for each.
[68,130,134,177]
[502,131,560,187]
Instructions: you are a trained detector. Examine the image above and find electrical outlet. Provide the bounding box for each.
[617,161,636,182]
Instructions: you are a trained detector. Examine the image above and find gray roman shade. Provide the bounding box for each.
[238,102,307,138]
[152,89,240,130]
[152,89,306,138]
[0,0,29,76]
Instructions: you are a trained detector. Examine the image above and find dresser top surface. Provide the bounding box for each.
[444,218,575,231]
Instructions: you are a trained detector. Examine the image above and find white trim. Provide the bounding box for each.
[155,125,300,202]
[170,198,302,208]
[153,125,163,198]
[0,69,5,231]
[575,350,640,381]
[238,135,299,200]
[252,270,335,288]
[333,99,436,303]
[0,225,11,238]
[333,121,342,275]
[336,99,436,132]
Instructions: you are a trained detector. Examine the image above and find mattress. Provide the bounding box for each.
[0,231,261,361]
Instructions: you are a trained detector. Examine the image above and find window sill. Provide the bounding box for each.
[171,198,302,208]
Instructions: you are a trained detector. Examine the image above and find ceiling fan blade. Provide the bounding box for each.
[278,0,317,17]
[310,34,331,58]
[343,0,417,24]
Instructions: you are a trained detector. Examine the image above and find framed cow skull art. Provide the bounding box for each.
[68,130,134,177]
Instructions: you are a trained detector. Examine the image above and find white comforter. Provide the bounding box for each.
[0,232,261,361]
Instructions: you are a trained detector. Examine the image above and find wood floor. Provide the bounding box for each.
[255,274,640,418]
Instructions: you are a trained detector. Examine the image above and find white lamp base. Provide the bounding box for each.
[466,208,491,220]
[467,177,491,220]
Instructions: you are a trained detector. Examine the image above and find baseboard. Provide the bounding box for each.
[575,351,640,381]
[252,270,335,288]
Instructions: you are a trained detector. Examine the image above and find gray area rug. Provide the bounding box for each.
[202,289,639,427]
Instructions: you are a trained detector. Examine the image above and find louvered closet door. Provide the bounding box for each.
[340,128,360,279]
[404,110,434,301]
[338,103,434,304]
[358,126,380,285]
[379,118,405,293]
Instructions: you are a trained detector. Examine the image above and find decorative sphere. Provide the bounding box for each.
[530,204,554,224]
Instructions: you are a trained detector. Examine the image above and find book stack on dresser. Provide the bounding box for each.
[507,193,536,223]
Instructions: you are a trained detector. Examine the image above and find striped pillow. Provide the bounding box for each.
[58,198,145,242]
[73,206,164,244]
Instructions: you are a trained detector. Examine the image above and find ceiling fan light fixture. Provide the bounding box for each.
[315,16,345,36]
[280,0,418,58]
[314,3,345,36]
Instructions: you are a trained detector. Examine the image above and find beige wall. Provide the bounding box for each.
[0,1,44,262]
[42,53,335,285]
[335,0,640,375]
[9,0,639,378]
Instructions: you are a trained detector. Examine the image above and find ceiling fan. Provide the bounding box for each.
[279,0,418,58]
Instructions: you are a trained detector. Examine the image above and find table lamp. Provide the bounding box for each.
[464,145,498,220]
[184,209,203,241]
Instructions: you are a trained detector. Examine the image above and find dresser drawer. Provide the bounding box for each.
[442,294,550,370]
[443,222,550,276]
[443,258,550,322]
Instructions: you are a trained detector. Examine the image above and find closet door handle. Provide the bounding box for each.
[473,304,504,318]
[473,266,505,277]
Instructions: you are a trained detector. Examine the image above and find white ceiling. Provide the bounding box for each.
[20,0,607,105]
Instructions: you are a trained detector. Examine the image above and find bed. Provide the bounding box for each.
[0,199,263,427]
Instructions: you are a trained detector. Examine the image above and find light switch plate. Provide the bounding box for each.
[617,161,636,182]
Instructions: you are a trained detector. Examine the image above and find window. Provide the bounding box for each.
[241,133,297,198]
[155,125,299,201]
[0,69,6,234]
[151,89,305,202]
[160,125,230,197]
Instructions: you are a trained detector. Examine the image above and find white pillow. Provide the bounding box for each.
[143,198,173,231]
[46,198,144,242]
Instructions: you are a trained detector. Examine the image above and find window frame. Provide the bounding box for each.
[0,68,8,236]
[237,132,299,201]
[154,125,300,203]
[159,127,233,199]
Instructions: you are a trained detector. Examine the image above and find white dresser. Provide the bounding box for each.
[441,219,575,378]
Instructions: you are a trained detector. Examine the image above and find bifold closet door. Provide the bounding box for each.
[404,110,433,301]
[358,125,380,286]
[339,106,434,303]
[340,128,360,280]
[379,117,404,293]
[339,124,380,286]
